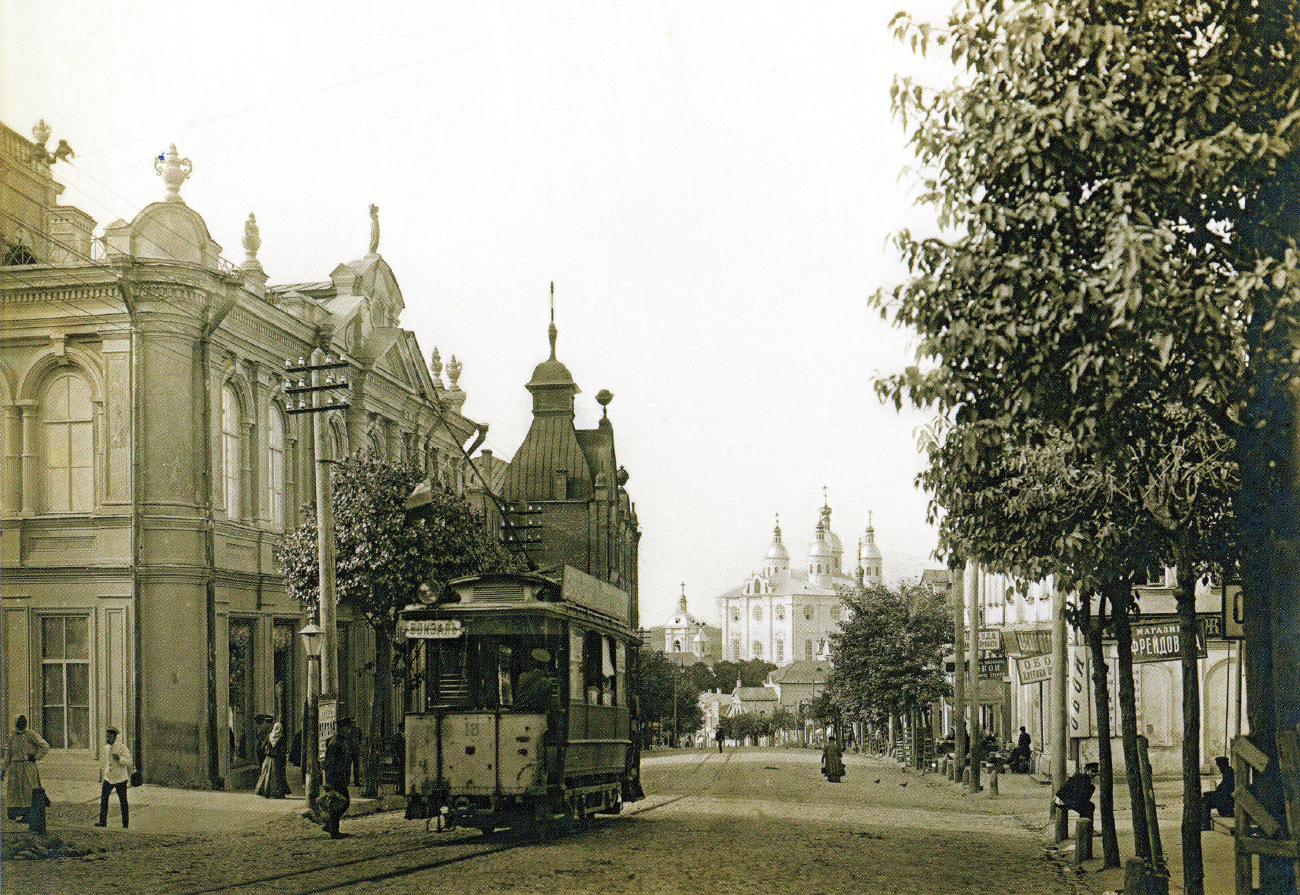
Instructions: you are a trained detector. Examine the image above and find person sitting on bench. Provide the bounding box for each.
[1054,762,1099,823]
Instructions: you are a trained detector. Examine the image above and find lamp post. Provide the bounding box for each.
[300,622,322,817]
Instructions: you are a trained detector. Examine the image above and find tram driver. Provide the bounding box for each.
[515,648,558,712]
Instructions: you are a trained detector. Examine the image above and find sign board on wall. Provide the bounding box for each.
[978,629,1003,653]
[978,657,1007,679]
[1222,583,1245,639]
[1014,629,1052,656]
[1017,653,1052,684]
[1130,620,1207,663]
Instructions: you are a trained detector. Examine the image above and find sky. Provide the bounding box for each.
[4,0,960,628]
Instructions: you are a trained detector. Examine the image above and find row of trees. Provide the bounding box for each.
[881,1,1300,892]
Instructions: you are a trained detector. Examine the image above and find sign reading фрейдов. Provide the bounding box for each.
[1130,619,1207,663]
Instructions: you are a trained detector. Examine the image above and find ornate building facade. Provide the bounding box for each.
[716,501,883,666]
[0,121,489,788]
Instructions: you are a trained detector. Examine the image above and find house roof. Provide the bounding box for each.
[768,660,831,685]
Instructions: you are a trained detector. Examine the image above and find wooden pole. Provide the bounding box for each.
[967,561,982,794]
[953,567,966,778]
[1052,580,1069,842]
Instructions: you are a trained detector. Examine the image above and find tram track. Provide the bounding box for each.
[175,750,731,895]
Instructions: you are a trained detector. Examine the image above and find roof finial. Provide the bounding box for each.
[154,144,192,203]
[368,204,380,255]
[548,281,558,359]
[773,513,782,541]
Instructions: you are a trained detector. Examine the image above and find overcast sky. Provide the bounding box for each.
[4,0,959,628]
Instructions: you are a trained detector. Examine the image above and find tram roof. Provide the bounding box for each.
[436,566,633,627]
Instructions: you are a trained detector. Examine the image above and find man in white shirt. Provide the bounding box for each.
[96,726,133,828]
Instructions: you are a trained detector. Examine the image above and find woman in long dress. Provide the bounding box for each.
[821,732,845,783]
[256,721,290,798]
[2,715,50,820]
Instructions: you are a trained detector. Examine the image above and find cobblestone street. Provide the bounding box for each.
[2,749,1091,895]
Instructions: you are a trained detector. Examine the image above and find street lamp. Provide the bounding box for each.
[300,622,322,817]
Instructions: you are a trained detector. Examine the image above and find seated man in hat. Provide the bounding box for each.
[1201,756,1235,828]
[1054,761,1099,824]
[514,649,557,713]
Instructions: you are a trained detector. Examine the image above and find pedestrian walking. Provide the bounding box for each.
[319,717,352,839]
[96,726,133,828]
[256,720,290,799]
[821,732,845,783]
[715,726,724,753]
[2,715,50,822]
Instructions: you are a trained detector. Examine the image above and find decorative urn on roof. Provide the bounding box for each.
[154,144,192,203]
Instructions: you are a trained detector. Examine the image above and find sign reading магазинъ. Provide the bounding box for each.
[1130,619,1207,663]
[402,618,463,639]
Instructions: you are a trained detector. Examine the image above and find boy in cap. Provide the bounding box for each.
[96,726,133,828]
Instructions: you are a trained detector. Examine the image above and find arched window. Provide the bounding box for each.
[805,639,813,660]
[672,639,682,652]
[775,605,785,621]
[42,372,94,512]
[803,605,814,620]
[267,404,286,528]
[753,606,763,621]
[776,640,784,663]
[731,640,741,660]
[222,385,242,519]
[731,607,740,622]
[752,641,762,659]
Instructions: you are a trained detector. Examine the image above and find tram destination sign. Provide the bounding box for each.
[402,619,463,639]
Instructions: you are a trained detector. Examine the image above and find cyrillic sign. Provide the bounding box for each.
[402,618,463,639]
[1131,620,1207,663]
[1017,653,1053,684]
[978,657,1007,679]
[978,629,1003,653]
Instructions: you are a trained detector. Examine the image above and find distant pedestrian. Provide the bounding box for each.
[821,733,845,783]
[319,717,352,839]
[96,726,133,828]
[1009,727,1032,773]
[1053,761,1098,825]
[256,720,290,799]
[2,715,50,822]
[253,714,274,764]
[715,726,724,753]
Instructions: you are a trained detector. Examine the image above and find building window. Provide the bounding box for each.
[41,372,94,513]
[752,641,763,659]
[753,606,763,621]
[672,639,682,652]
[222,385,242,519]
[804,605,814,620]
[228,618,256,762]
[41,615,90,749]
[775,605,785,620]
[731,607,740,622]
[731,640,740,660]
[776,640,784,662]
[267,404,285,528]
[805,639,814,660]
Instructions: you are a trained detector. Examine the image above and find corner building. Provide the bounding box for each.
[498,319,640,627]
[0,123,487,788]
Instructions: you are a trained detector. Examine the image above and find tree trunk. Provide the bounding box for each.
[1176,559,1205,895]
[1111,582,1151,861]
[1088,592,1121,868]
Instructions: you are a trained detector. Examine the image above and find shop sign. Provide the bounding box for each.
[978,657,1007,679]
[1017,654,1052,684]
[1131,620,1207,663]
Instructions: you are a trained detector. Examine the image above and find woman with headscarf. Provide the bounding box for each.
[2,715,50,821]
[256,720,290,798]
[821,731,845,783]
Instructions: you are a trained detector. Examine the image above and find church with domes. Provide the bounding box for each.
[715,500,883,666]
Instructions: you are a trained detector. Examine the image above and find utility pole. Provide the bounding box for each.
[285,350,350,705]
[1051,579,1069,842]
[967,560,982,793]
[953,565,966,777]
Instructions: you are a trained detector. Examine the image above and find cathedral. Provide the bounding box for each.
[716,501,883,667]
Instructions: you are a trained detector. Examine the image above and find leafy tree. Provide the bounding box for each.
[829,583,950,759]
[710,659,777,691]
[633,652,704,745]
[881,1,1300,889]
[278,454,517,776]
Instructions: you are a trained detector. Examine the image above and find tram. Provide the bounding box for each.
[400,566,644,833]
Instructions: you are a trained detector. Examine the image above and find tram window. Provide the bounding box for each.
[497,645,514,707]
[584,631,603,704]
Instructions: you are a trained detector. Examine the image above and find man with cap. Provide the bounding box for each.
[96,726,133,828]
[320,717,353,838]
[1201,756,1235,828]
[1054,761,1099,825]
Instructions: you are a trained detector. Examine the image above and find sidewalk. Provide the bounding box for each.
[1,775,401,839]
[919,760,1236,895]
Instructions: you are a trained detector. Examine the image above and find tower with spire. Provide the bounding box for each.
[499,287,641,623]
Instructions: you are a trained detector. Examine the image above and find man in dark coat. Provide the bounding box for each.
[1009,726,1033,773]
[320,717,353,839]
[1054,761,1098,822]
[1201,756,1235,827]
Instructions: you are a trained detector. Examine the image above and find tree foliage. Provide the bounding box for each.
[881,1,1300,889]
[828,584,951,724]
[634,651,704,743]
